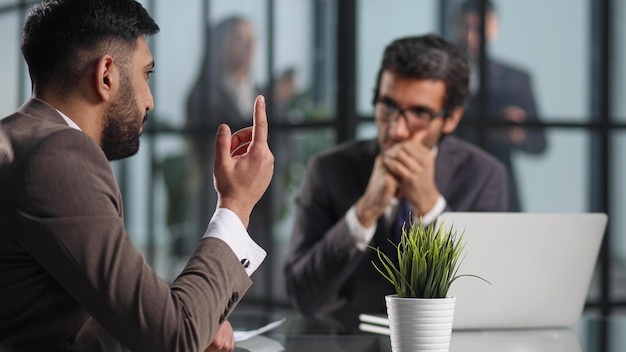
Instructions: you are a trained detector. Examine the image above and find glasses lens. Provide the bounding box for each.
[375,102,395,122]
[375,101,442,130]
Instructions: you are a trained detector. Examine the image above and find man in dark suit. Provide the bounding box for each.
[284,34,508,319]
[452,0,547,211]
[0,1,274,351]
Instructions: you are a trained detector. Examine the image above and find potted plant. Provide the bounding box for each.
[370,218,487,352]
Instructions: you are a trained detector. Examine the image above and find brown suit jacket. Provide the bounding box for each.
[284,136,508,319]
[0,98,251,351]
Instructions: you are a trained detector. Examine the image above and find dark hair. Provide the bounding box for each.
[21,0,159,93]
[460,0,495,15]
[372,34,470,115]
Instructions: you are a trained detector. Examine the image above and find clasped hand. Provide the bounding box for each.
[357,130,439,226]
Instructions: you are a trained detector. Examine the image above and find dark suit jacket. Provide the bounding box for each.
[0,98,250,351]
[456,59,547,211]
[284,136,508,318]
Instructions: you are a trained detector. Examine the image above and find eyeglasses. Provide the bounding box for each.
[374,98,446,131]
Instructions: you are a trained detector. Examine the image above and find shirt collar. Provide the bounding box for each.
[56,110,82,131]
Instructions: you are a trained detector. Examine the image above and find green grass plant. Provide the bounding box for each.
[371,218,487,298]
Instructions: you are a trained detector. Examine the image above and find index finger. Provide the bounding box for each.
[251,95,269,145]
[409,129,428,147]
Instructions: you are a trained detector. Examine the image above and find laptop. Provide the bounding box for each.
[435,212,608,330]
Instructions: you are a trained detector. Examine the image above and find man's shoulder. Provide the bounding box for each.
[440,135,505,169]
[312,139,377,164]
[317,139,376,156]
[489,58,532,80]
[4,113,76,144]
[2,107,100,165]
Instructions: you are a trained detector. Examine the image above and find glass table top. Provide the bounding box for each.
[229,310,626,352]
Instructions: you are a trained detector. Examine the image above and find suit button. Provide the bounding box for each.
[229,292,239,306]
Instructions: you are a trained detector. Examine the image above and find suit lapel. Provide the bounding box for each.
[435,136,458,197]
[357,140,378,191]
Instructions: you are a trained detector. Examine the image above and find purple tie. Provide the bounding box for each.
[392,198,411,243]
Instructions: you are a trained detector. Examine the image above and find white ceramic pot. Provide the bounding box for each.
[385,294,456,352]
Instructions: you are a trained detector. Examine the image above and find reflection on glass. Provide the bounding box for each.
[612,0,626,122]
[450,329,582,352]
[610,132,626,302]
[160,16,271,267]
[0,13,21,117]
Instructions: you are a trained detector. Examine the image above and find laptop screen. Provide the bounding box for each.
[436,212,607,330]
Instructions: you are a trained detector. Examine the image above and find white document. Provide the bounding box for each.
[234,317,286,342]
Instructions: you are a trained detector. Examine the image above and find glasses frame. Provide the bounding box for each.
[374,98,447,131]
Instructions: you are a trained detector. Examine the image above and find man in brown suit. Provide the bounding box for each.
[0,0,274,351]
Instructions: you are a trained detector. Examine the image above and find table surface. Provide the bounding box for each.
[229,310,626,352]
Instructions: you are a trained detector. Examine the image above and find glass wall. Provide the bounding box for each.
[356,0,440,116]
[1,0,625,312]
[0,9,22,117]
[611,0,626,305]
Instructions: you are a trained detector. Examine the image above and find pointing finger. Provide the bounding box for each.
[252,95,268,145]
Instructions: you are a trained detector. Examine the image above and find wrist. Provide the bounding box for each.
[355,198,384,228]
[217,198,251,228]
[414,192,441,215]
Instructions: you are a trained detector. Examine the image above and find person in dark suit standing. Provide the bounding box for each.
[452,0,547,211]
[284,34,508,319]
[0,1,274,351]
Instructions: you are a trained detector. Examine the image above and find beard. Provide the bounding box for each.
[101,73,146,161]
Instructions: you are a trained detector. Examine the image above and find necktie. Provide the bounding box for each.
[392,198,411,244]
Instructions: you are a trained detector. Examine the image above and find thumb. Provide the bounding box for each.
[214,124,233,167]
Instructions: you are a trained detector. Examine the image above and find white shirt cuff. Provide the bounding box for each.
[414,195,447,226]
[345,206,377,251]
[202,208,266,276]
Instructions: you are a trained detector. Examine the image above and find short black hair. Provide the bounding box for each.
[22,0,159,93]
[372,34,470,115]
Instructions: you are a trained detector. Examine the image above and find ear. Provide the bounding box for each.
[442,107,464,134]
[95,55,116,102]
[485,13,500,42]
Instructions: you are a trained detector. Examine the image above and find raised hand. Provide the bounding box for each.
[213,95,275,227]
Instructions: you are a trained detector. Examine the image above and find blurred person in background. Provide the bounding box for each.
[163,16,297,267]
[451,0,547,211]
